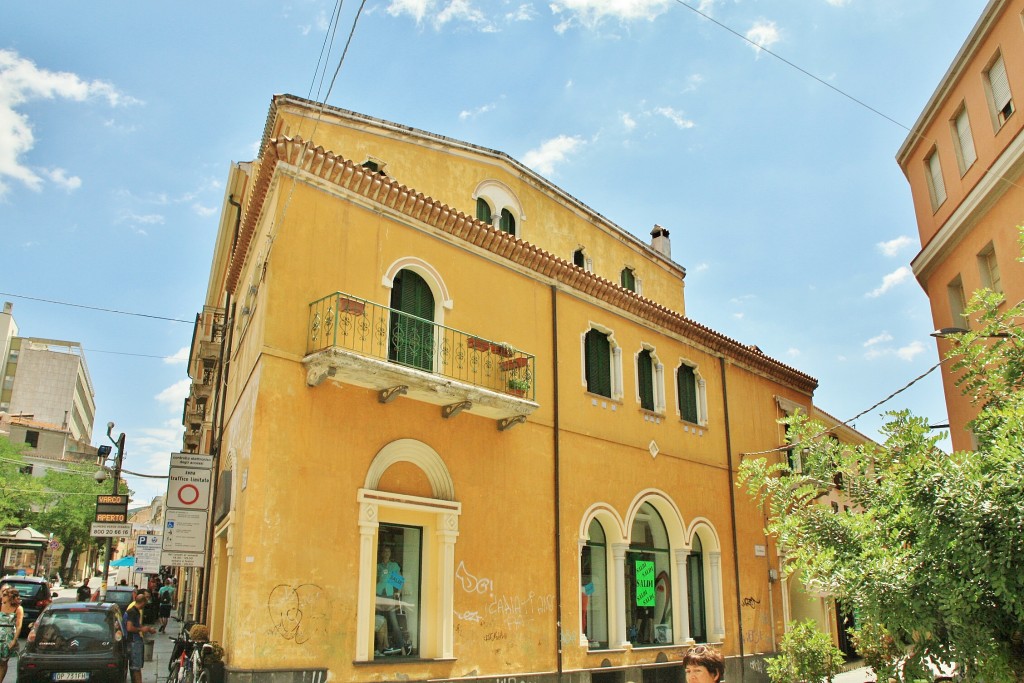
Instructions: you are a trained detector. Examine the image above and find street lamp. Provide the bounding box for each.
[98,422,126,600]
[931,327,1011,338]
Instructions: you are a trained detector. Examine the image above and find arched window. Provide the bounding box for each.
[585,329,612,398]
[687,535,706,643]
[620,267,636,292]
[573,248,586,269]
[581,519,608,649]
[476,198,492,224]
[389,270,434,371]
[499,208,516,235]
[625,502,672,646]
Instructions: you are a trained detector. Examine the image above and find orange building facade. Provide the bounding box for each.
[897,0,1024,450]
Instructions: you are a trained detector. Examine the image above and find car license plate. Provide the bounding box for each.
[53,674,90,681]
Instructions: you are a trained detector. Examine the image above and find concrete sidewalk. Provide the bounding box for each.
[146,617,185,683]
[833,666,878,683]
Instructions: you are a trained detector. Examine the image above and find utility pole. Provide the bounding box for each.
[99,422,126,600]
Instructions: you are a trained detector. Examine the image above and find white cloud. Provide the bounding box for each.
[745,19,780,56]
[459,103,496,120]
[192,203,216,217]
[897,340,925,361]
[825,0,851,6]
[386,0,495,30]
[864,339,925,362]
[863,331,893,347]
[876,235,914,257]
[155,379,191,409]
[549,0,673,31]
[387,0,430,22]
[621,113,637,131]
[697,0,716,13]
[732,312,744,320]
[164,347,190,365]
[692,262,709,273]
[435,0,489,28]
[654,106,695,129]
[522,135,584,175]
[117,211,165,226]
[786,347,801,357]
[42,167,81,191]
[866,266,912,298]
[682,74,703,93]
[507,4,536,21]
[0,49,139,196]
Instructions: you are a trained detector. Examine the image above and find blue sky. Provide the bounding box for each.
[1,0,988,503]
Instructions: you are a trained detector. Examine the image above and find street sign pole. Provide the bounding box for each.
[100,424,126,600]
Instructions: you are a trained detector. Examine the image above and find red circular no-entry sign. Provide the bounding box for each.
[177,484,200,506]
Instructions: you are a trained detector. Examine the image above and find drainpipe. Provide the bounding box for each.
[720,356,745,680]
[551,285,564,679]
[198,195,242,623]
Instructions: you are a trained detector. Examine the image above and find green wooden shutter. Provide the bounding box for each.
[678,365,698,423]
[476,198,492,223]
[621,268,635,292]
[638,350,654,410]
[389,270,434,371]
[585,330,611,397]
[499,209,515,235]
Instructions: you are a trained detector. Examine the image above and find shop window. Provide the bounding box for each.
[585,329,612,397]
[624,502,672,647]
[581,519,609,649]
[499,208,516,236]
[687,535,706,643]
[476,198,492,224]
[621,267,636,292]
[389,269,435,371]
[374,524,421,659]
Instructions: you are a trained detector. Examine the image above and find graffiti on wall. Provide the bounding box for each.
[267,583,332,644]
[454,561,555,633]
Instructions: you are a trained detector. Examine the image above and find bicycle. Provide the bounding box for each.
[168,622,216,683]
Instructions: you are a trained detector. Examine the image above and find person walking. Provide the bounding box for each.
[157,579,175,633]
[0,584,25,683]
[76,580,91,602]
[124,591,157,683]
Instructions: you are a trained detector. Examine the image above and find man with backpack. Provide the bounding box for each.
[157,579,175,633]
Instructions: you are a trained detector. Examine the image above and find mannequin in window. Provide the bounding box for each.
[375,545,409,655]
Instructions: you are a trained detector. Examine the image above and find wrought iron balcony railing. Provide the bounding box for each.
[307,292,535,400]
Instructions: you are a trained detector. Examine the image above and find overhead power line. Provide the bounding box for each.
[0,292,192,324]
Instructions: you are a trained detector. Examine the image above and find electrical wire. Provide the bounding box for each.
[740,357,949,458]
[308,0,346,102]
[0,292,192,324]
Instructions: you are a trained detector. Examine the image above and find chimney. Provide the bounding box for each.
[2,302,12,315]
[650,224,671,258]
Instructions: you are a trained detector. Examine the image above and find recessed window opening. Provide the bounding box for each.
[951,104,977,174]
[947,275,969,329]
[621,267,636,292]
[977,243,1003,294]
[625,503,672,647]
[476,198,492,224]
[374,524,422,659]
[986,52,1015,127]
[687,534,706,643]
[585,329,613,398]
[573,248,587,269]
[925,147,946,211]
[582,519,609,649]
[638,350,655,411]
[499,208,516,235]
[389,269,435,371]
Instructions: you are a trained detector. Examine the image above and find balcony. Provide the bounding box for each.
[304,292,538,427]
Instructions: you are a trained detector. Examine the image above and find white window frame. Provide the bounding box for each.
[674,360,708,427]
[634,345,666,414]
[925,147,947,212]
[580,324,623,401]
[984,52,1014,130]
[950,103,977,175]
[977,243,1003,294]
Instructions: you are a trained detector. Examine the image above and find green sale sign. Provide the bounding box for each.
[635,560,655,607]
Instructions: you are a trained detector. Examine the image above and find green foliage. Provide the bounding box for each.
[0,435,45,528]
[766,619,845,683]
[739,280,1024,681]
[850,622,903,681]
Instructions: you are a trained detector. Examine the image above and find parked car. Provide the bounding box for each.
[18,602,128,683]
[0,575,53,635]
[102,587,136,614]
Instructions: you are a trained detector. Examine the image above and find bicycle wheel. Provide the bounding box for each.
[196,670,210,683]
[168,662,181,683]
[183,667,195,683]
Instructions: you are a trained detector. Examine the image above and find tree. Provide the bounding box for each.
[739,287,1024,682]
[0,435,45,529]
[766,619,846,683]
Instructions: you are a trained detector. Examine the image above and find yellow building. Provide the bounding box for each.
[186,94,841,683]
[897,0,1024,451]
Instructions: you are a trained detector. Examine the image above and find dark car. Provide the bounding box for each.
[101,587,136,614]
[0,575,53,635]
[18,602,128,683]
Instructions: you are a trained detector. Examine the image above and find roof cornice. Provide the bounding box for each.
[227,135,817,395]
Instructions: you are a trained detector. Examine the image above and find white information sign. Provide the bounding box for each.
[169,453,214,470]
[134,534,162,574]
[90,523,132,538]
[163,509,208,553]
[166,467,213,511]
[160,550,206,568]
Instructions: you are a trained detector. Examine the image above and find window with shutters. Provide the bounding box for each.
[621,267,636,292]
[585,329,613,397]
[977,243,1003,295]
[950,104,977,175]
[925,147,946,212]
[676,363,705,425]
[947,275,969,330]
[573,248,588,270]
[476,198,493,224]
[637,350,655,411]
[985,52,1014,129]
[389,269,435,371]
[499,208,516,236]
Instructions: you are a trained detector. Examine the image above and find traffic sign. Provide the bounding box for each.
[166,467,212,510]
[169,453,213,470]
[134,534,162,574]
[95,495,129,523]
[90,523,132,537]
[160,550,205,568]
[163,509,207,552]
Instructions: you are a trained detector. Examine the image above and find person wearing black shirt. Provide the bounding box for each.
[125,591,157,683]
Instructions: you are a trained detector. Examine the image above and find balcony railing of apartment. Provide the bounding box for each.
[306,293,536,417]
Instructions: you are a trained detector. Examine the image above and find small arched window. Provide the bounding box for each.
[499,208,516,235]
[476,198,492,224]
[573,248,586,269]
[581,519,608,649]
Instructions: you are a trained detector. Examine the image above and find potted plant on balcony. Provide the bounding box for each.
[506,376,531,397]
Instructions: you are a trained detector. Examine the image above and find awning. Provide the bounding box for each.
[109,556,135,568]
